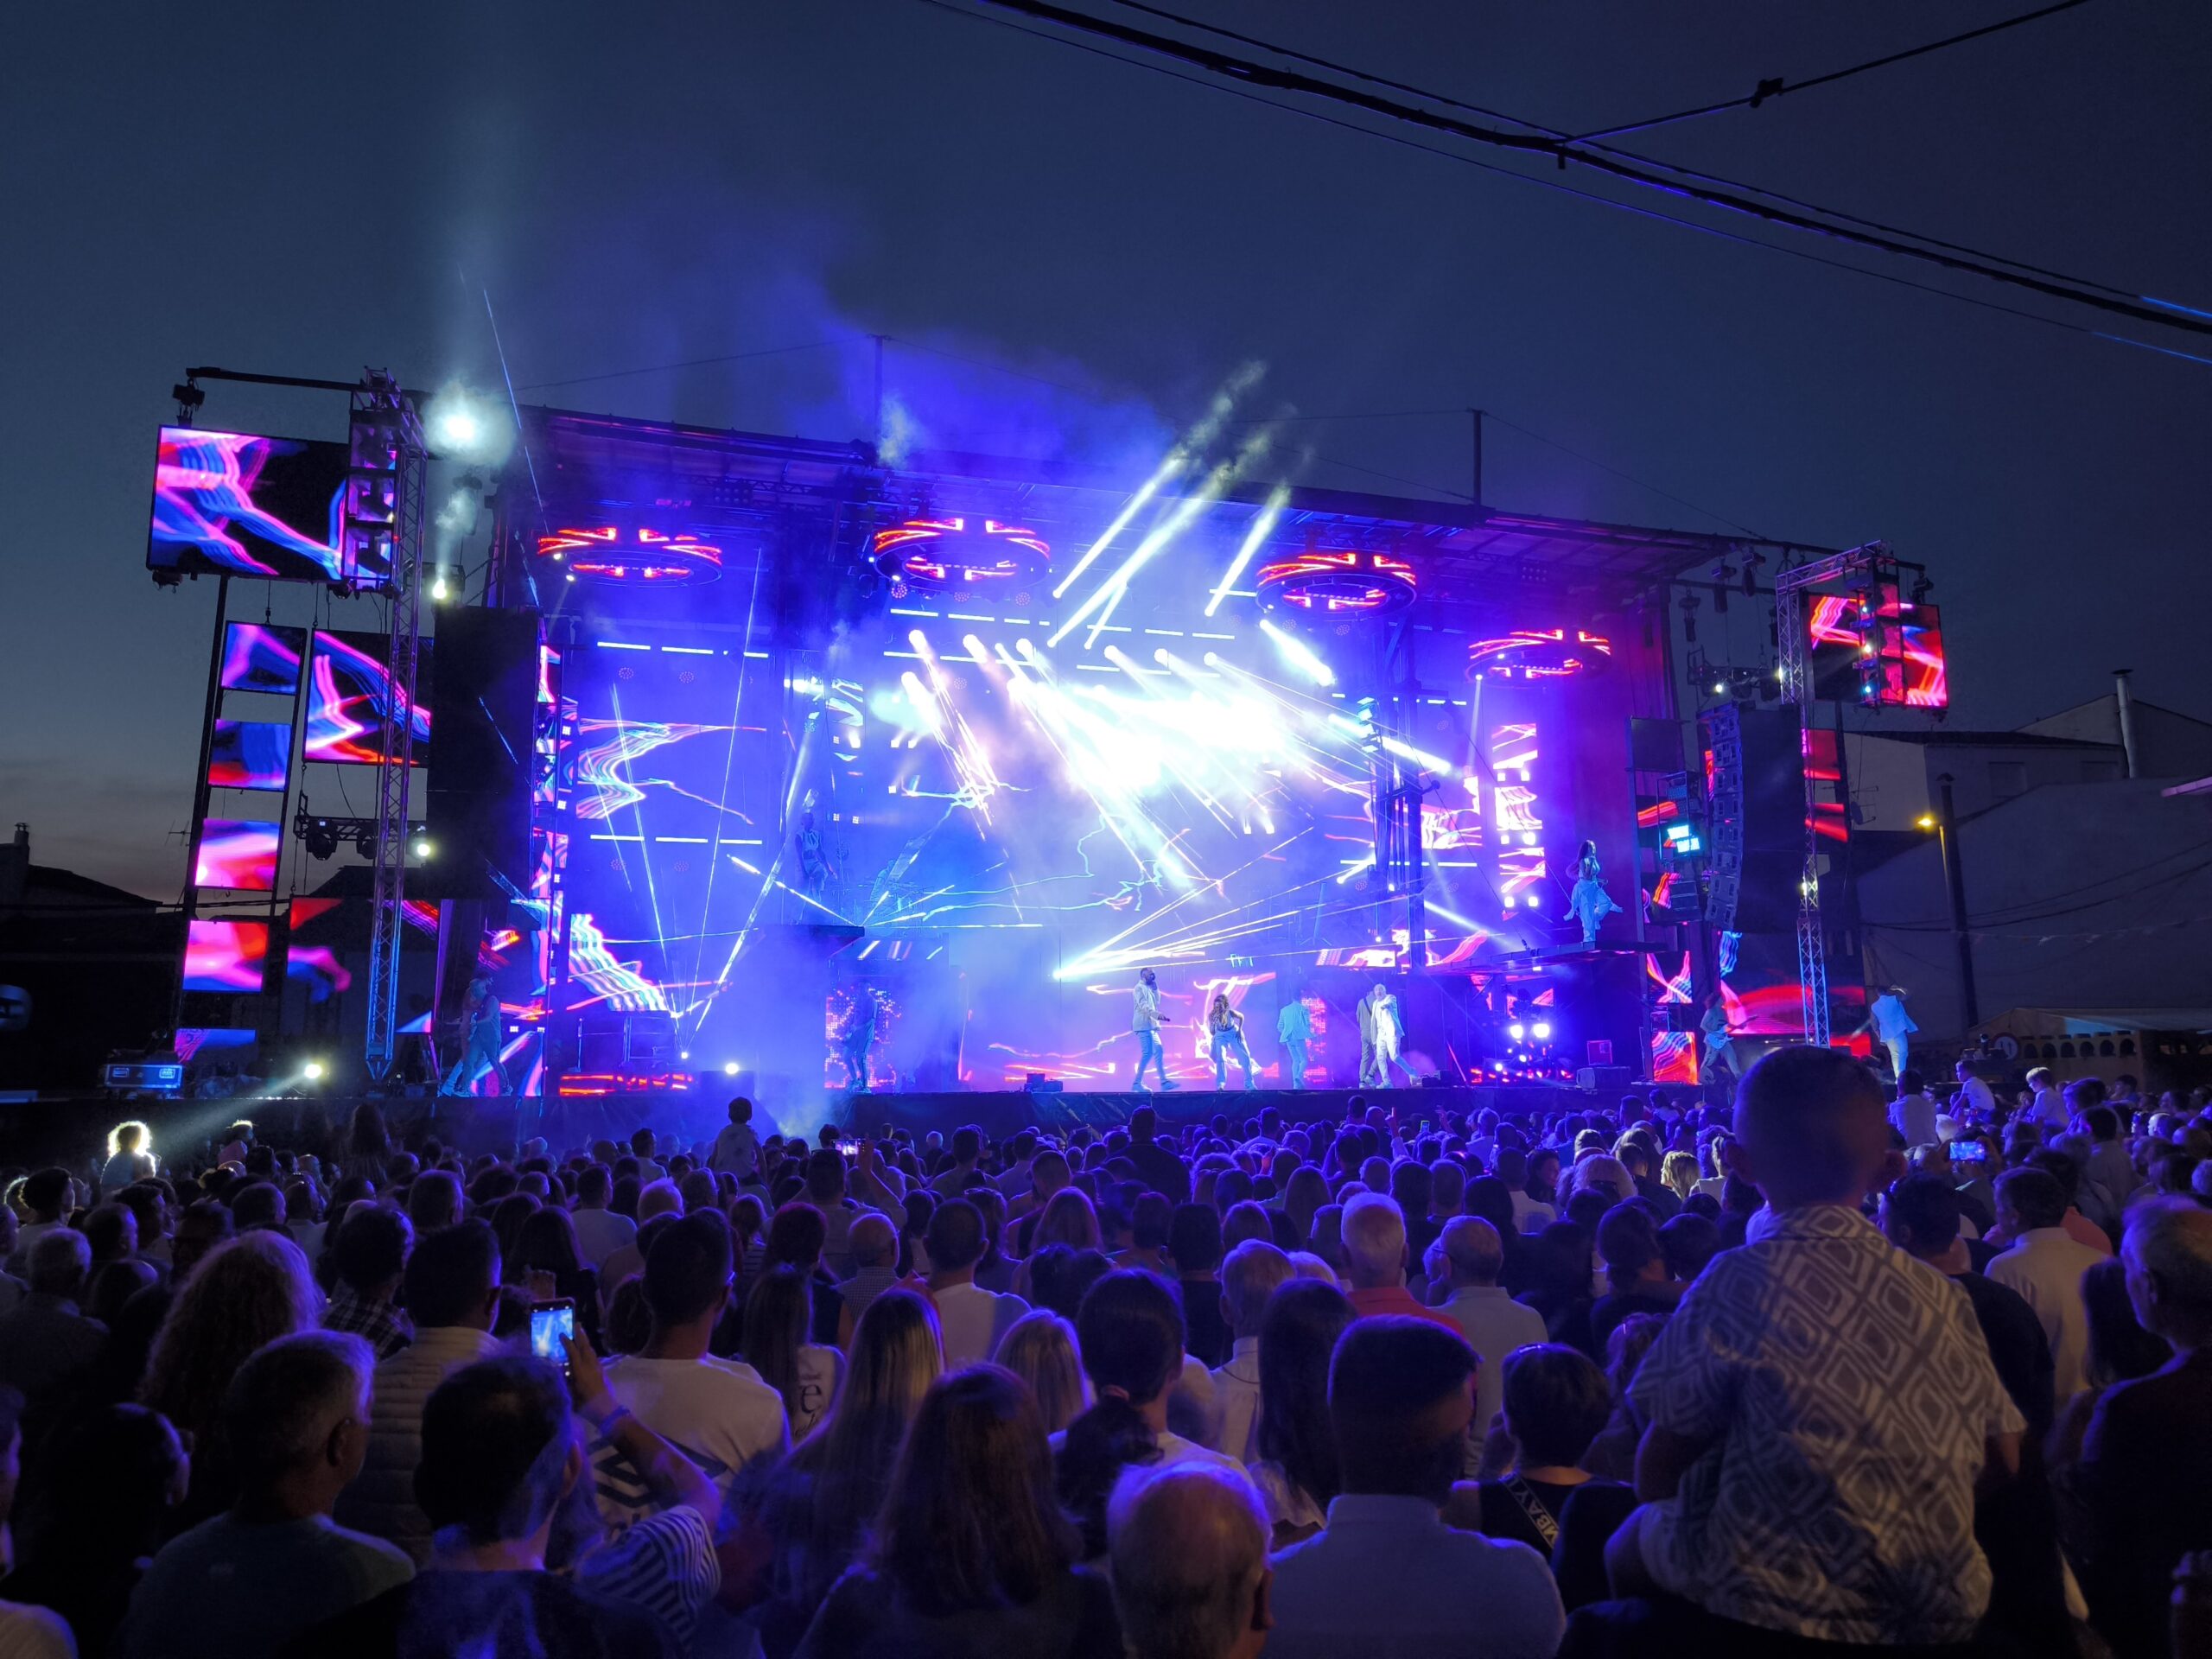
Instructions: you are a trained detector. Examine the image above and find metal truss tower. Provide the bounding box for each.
[1773,540,1894,1048]
[351,373,428,1081]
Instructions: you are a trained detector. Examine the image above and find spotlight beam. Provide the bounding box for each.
[1205,484,1289,616]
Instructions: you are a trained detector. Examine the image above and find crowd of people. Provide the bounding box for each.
[0,1058,2208,1657]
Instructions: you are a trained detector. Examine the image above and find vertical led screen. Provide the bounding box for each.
[219,623,307,695]
[1808,585,1948,709]
[208,721,291,791]
[304,631,432,765]
[183,920,269,992]
[149,428,351,582]
[195,819,280,891]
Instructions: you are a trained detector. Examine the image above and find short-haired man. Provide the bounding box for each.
[804,1150,865,1275]
[630,1128,667,1185]
[1110,1465,1274,1659]
[836,1211,900,1326]
[569,1164,634,1271]
[1338,1193,1458,1329]
[1211,1240,1293,1462]
[119,1332,411,1657]
[1890,1068,1939,1147]
[2023,1067,2067,1130]
[0,1229,107,1417]
[337,1220,507,1560]
[301,1357,675,1656]
[2079,1199,2212,1657]
[3,1169,72,1277]
[594,1214,786,1524]
[930,1126,984,1198]
[1986,1165,2108,1401]
[1127,1105,1191,1204]
[1430,1217,1548,1444]
[1609,1047,2024,1648]
[923,1198,1029,1368]
[1266,1318,1564,1657]
[1953,1058,1998,1119]
[323,1209,416,1361]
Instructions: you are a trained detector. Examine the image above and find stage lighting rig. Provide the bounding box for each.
[1678,592,1700,643]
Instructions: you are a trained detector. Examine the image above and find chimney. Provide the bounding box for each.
[0,823,26,909]
[2113,670,2139,779]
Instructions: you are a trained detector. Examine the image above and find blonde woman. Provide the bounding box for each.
[1662,1151,1701,1205]
[993,1308,1089,1434]
[736,1287,943,1656]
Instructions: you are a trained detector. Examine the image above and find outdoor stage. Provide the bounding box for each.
[159,396,1866,1121]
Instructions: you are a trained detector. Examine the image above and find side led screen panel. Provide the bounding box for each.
[305,631,432,765]
[209,721,291,791]
[1808,585,1949,709]
[219,623,307,695]
[183,919,269,992]
[150,428,350,583]
[196,819,280,891]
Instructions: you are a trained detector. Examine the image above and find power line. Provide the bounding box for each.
[978,0,2212,339]
[1103,0,2185,312]
[1572,0,2093,142]
[919,0,2212,367]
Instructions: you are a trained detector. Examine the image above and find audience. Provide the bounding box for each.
[1605,1046,2024,1648]
[118,1332,411,1658]
[6,1062,2208,1659]
[1109,1465,1273,1659]
[795,1365,1120,1657]
[296,1356,676,1656]
[1267,1317,1565,1657]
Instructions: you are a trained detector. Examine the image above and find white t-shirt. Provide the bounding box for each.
[791,1344,845,1440]
[597,1354,788,1522]
[573,1207,639,1271]
[931,1279,1029,1368]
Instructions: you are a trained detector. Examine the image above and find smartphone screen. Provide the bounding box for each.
[1950,1141,1990,1166]
[530,1299,575,1369]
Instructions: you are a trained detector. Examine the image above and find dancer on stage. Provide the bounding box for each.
[1565,838,1621,948]
[1131,966,1175,1091]
[1206,992,1257,1091]
[1699,990,1738,1083]
[1357,980,1407,1088]
[1860,984,1918,1080]
[841,986,880,1090]
[439,975,510,1096]
[1275,991,1313,1090]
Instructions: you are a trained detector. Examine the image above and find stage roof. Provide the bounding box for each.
[518,406,1837,611]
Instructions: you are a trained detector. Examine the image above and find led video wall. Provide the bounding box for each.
[1808,585,1948,709]
[219,623,307,695]
[195,819,281,891]
[183,919,269,993]
[149,428,351,583]
[305,630,432,765]
[208,720,291,791]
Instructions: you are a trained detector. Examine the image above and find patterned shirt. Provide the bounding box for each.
[1628,1203,2024,1646]
[323,1287,414,1361]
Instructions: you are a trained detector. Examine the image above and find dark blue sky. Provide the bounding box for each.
[5,0,2207,897]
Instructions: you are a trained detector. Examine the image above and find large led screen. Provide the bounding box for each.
[219,623,307,695]
[305,631,432,765]
[150,428,350,583]
[196,819,280,891]
[1808,585,1949,709]
[183,919,269,992]
[209,721,291,791]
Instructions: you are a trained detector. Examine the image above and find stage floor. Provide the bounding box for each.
[832,1083,1599,1139]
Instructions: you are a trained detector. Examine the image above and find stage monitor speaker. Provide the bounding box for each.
[423,608,539,900]
[1577,1065,1632,1093]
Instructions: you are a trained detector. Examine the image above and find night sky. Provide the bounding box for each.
[6,1,2208,899]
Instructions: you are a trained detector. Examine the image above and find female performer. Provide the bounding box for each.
[439,975,510,1096]
[1565,840,1621,949]
[1206,993,1257,1091]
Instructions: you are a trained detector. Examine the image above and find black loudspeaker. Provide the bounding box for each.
[423,608,539,900]
[1734,709,1806,933]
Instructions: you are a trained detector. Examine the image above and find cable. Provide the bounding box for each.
[1571,0,2093,142]
[1103,0,2195,314]
[976,0,2211,338]
[916,0,2211,367]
